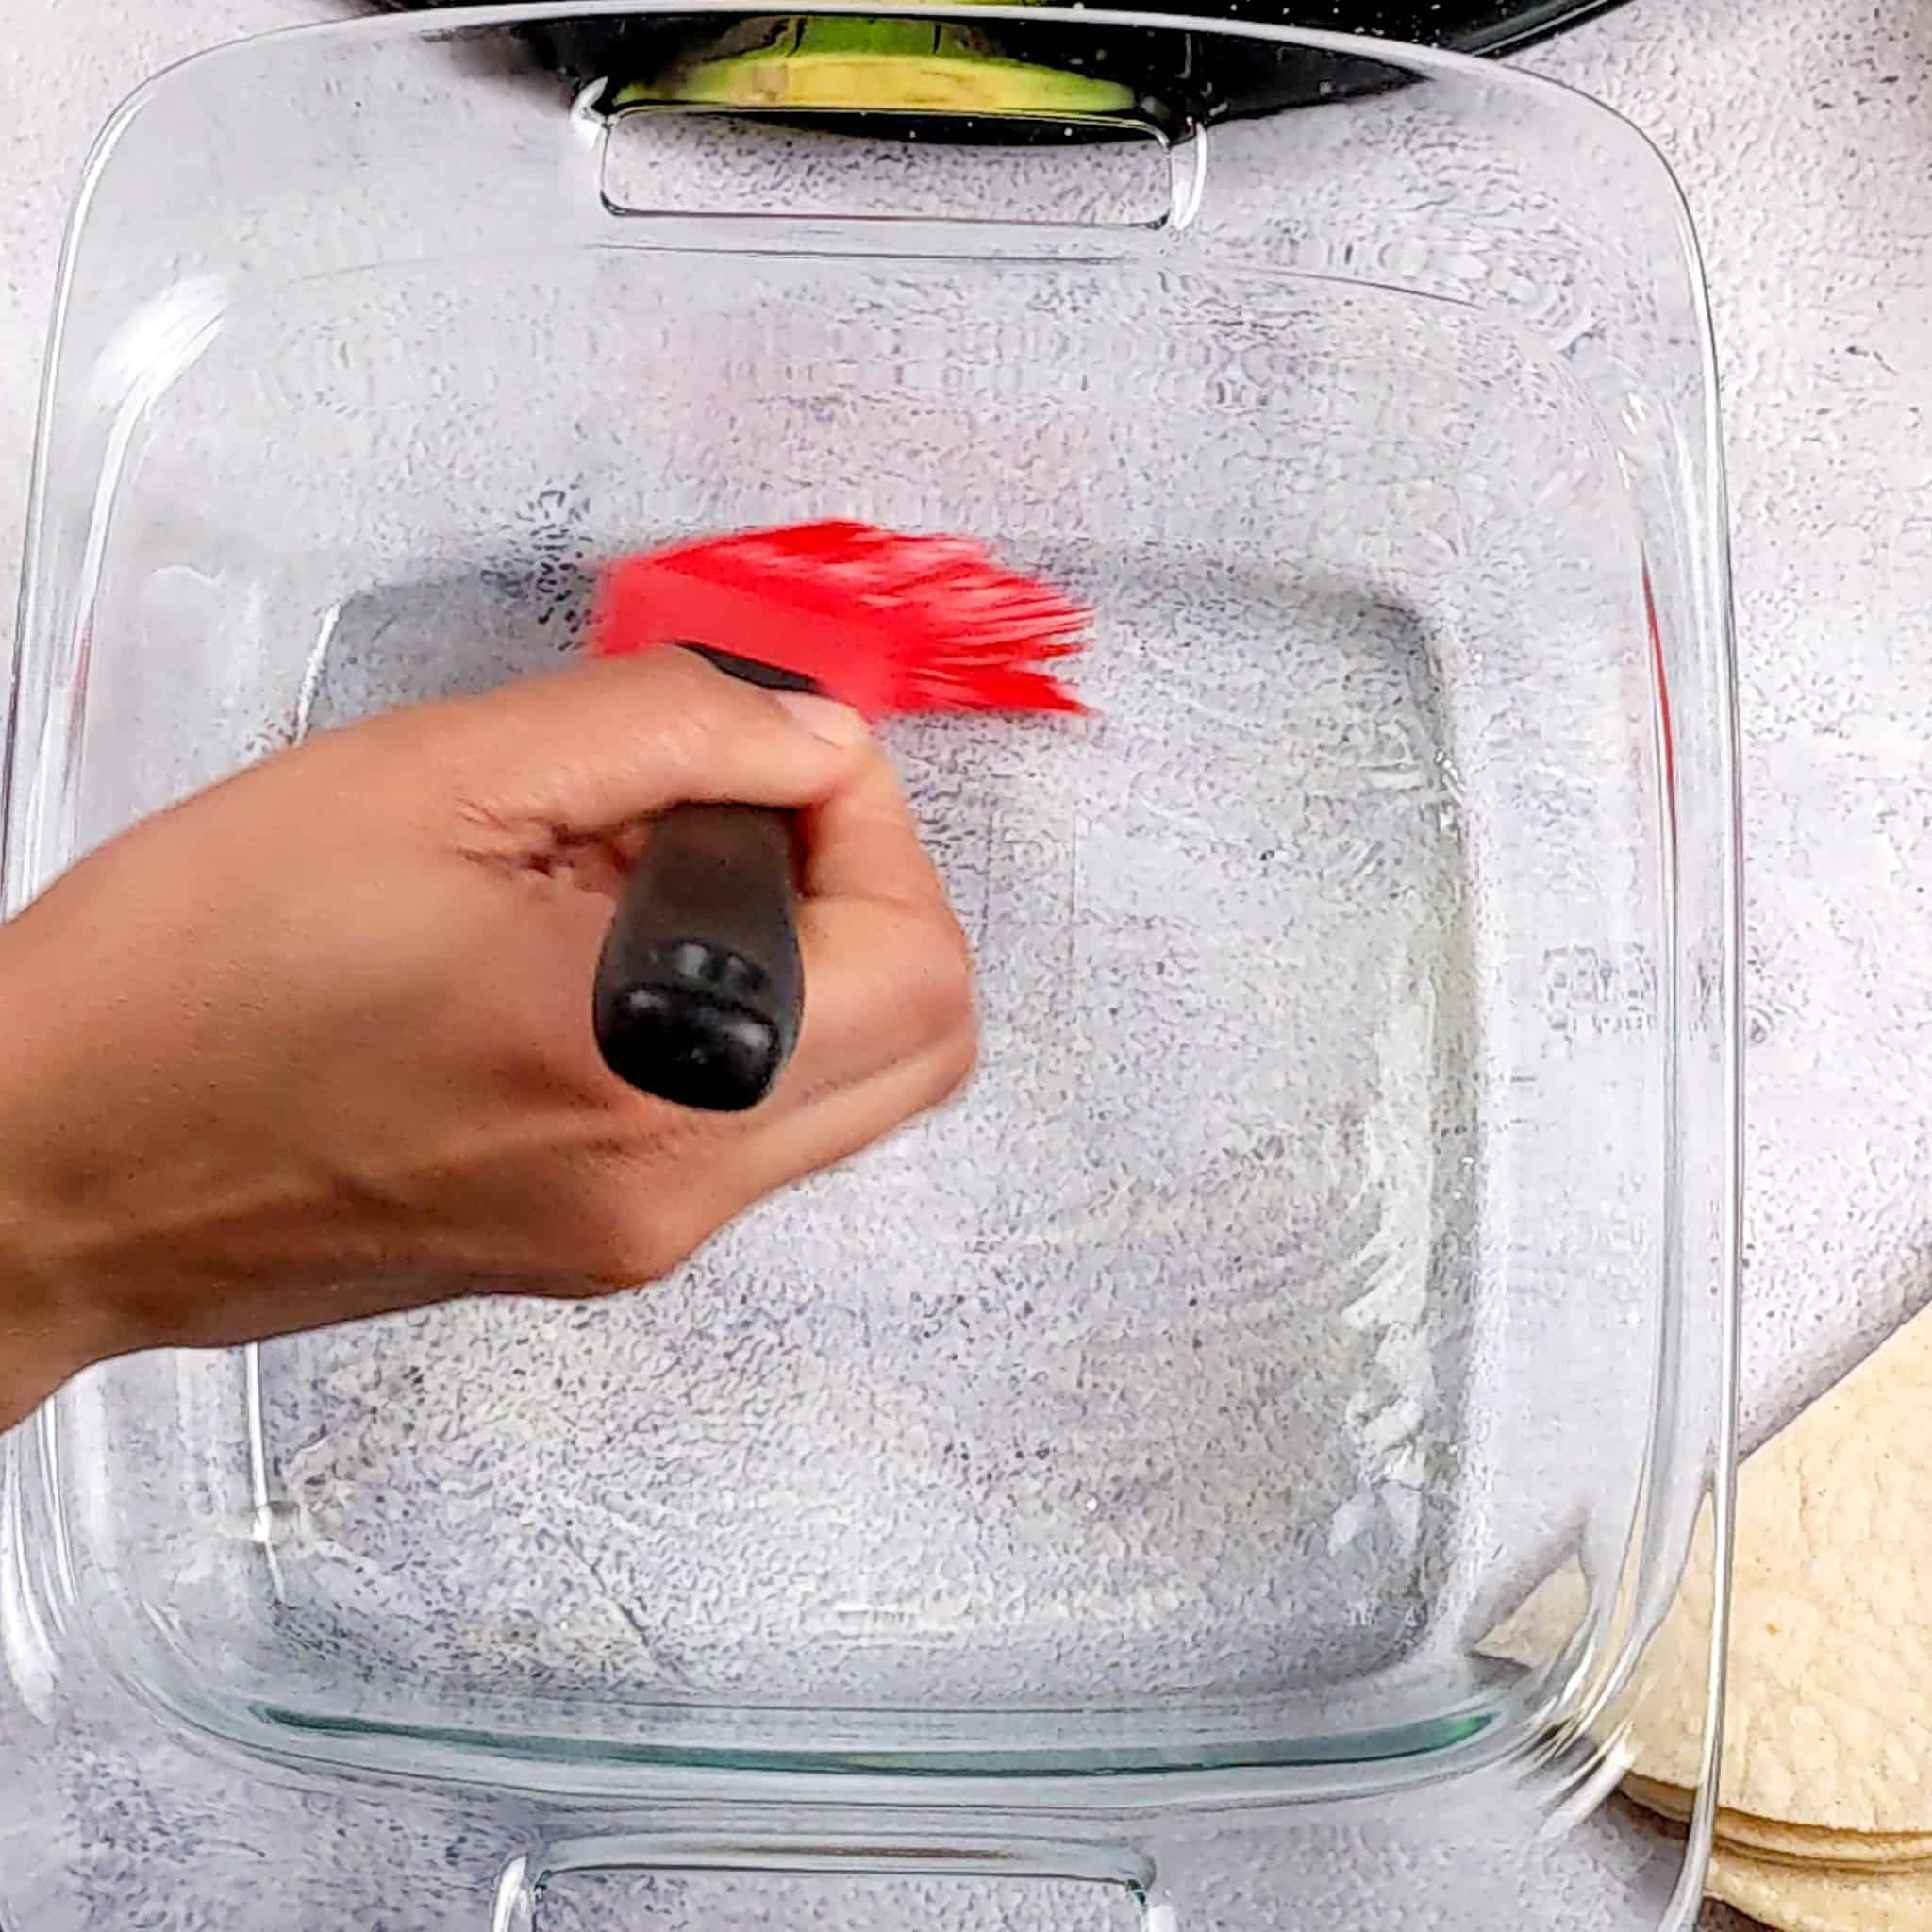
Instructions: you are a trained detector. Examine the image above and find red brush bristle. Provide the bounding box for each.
[590,520,1090,720]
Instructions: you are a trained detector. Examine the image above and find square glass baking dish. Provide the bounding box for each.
[0,7,1736,1906]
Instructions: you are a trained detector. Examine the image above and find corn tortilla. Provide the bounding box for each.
[1707,1843,1932,1931]
[1623,1774,1932,1870]
[1484,1308,1932,1835]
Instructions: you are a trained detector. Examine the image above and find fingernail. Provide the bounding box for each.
[774,691,870,748]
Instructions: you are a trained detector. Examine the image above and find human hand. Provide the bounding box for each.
[0,649,975,1427]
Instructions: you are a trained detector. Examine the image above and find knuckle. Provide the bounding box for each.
[616,659,746,786]
[577,1187,697,1291]
[629,641,718,696]
[575,1117,758,1289]
[928,1017,979,1105]
[632,644,746,726]
[899,909,976,1043]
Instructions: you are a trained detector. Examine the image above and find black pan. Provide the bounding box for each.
[383,3,1628,142]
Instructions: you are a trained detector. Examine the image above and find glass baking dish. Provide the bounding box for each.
[0,8,1738,1927]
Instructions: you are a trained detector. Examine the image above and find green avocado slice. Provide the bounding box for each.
[612,16,1136,116]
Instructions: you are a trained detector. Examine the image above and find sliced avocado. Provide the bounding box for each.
[612,16,1135,117]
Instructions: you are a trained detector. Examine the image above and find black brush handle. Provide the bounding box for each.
[592,647,819,1111]
[593,801,803,1111]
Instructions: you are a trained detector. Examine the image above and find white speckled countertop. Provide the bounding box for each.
[3,1,1925,1926]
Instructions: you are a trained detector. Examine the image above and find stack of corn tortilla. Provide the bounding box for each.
[1486,1309,1932,1930]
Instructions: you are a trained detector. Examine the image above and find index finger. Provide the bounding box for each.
[407,648,872,839]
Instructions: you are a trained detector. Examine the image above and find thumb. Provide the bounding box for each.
[422,646,871,837]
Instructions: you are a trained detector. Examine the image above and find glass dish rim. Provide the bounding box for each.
[2,0,1742,1827]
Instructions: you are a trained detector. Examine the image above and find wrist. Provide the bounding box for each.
[0,925,121,1428]
[0,1212,83,1434]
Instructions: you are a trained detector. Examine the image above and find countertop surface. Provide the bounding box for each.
[4,0,1928,1926]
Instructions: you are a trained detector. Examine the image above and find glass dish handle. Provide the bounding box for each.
[481,1818,1609,1931]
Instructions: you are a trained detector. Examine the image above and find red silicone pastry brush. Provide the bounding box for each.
[586,519,1089,1113]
